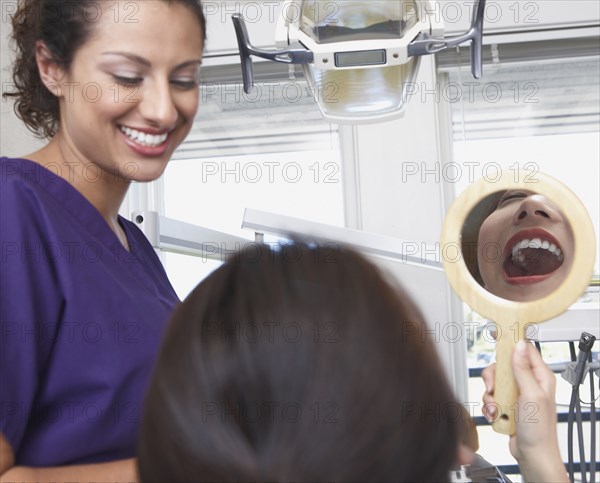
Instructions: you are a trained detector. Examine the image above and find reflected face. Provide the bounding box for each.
[477,190,574,301]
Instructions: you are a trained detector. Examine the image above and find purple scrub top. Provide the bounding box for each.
[1,157,180,466]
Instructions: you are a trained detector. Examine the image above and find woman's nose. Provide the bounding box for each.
[512,195,561,224]
[138,80,178,128]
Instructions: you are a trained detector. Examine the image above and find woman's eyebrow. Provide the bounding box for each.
[102,51,151,67]
[101,52,202,70]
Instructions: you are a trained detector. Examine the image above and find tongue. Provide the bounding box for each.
[504,248,563,278]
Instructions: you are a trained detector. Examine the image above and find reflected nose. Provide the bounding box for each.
[139,80,178,128]
[512,195,561,224]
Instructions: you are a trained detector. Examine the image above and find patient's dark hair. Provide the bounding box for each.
[138,243,464,482]
[461,191,506,286]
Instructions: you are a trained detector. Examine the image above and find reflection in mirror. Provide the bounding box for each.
[460,190,574,302]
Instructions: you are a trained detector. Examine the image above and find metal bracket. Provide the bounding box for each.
[408,0,486,78]
[232,13,313,94]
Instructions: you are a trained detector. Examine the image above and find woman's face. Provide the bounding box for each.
[477,190,574,302]
[54,1,203,182]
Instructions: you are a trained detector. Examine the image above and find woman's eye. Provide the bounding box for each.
[497,192,527,207]
[113,75,142,86]
[171,79,199,90]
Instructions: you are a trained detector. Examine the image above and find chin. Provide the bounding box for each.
[129,161,171,183]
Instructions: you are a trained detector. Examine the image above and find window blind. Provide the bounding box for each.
[171,62,340,160]
[438,37,600,140]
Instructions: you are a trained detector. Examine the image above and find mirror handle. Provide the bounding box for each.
[491,325,522,436]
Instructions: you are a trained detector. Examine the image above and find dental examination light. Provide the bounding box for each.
[232,0,486,123]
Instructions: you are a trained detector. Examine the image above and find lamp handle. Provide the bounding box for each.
[407,0,486,79]
[231,14,313,94]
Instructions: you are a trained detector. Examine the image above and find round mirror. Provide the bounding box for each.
[441,170,596,435]
[460,189,575,303]
[441,170,595,323]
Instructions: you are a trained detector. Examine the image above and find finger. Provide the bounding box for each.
[482,401,498,422]
[512,341,543,394]
[482,393,495,406]
[481,363,496,394]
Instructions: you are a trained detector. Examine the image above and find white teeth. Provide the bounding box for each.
[510,237,563,266]
[120,126,168,147]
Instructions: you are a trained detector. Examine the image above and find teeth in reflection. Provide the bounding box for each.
[510,237,563,268]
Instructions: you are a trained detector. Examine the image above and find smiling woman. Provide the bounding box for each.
[0,0,205,480]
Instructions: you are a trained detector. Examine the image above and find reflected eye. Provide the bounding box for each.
[497,191,528,208]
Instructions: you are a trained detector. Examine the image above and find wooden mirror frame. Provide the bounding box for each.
[441,170,595,324]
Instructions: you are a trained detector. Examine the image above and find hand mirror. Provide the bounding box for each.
[441,170,596,435]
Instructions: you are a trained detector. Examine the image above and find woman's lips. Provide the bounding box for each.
[501,228,564,284]
[119,125,171,157]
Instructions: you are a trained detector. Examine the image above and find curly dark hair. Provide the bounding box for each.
[3,0,206,139]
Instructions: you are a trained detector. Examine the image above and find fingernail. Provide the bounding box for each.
[485,405,496,421]
[516,341,527,356]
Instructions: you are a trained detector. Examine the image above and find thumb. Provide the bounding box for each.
[512,341,538,392]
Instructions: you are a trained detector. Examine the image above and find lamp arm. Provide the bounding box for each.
[407,0,486,78]
[232,14,313,94]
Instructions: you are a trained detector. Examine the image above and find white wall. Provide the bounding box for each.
[1,6,45,156]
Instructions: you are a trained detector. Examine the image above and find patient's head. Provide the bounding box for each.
[463,190,574,302]
[138,243,467,482]
[478,190,574,301]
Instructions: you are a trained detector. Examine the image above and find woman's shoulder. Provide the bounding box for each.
[0,156,81,248]
[0,156,89,219]
[0,157,50,223]
[0,156,53,201]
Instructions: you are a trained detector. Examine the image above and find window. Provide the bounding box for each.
[440,38,600,473]
[161,63,344,298]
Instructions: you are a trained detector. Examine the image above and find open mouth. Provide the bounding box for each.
[502,231,564,283]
